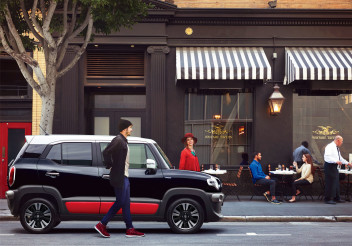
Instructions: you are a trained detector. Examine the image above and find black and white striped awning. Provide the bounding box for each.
[285,47,352,85]
[176,47,272,81]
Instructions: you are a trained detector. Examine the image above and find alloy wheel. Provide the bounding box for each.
[24,202,52,230]
[171,202,200,230]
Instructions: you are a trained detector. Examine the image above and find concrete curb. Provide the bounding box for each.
[1,214,352,222]
[335,216,352,222]
[0,214,18,221]
[221,216,347,222]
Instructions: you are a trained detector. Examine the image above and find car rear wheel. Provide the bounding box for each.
[20,198,58,234]
[166,198,204,233]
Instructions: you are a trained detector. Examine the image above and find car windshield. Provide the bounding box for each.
[154,143,173,169]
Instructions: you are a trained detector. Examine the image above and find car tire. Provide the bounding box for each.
[166,198,204,234]
[19,198,58,234]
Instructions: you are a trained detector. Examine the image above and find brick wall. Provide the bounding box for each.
[164,0,352,9]
[31,49,45,135]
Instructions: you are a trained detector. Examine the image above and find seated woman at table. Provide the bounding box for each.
[179,133,200,172]
[289,154,315,203]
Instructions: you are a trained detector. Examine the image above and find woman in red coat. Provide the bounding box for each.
[179,133,200,172]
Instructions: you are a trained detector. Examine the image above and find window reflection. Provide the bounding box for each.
[293,94,352,164]
[185,91,253,166]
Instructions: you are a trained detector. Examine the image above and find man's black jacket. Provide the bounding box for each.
[103,133,128,188]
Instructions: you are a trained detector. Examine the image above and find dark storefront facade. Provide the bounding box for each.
[53,3,352,168]
[2,1,352,198]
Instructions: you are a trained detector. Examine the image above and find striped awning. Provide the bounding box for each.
[285,47,352,85]
[176,47,271,81]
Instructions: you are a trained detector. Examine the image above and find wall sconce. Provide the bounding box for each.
[268,84,285,115]
[213,115,221,119]
[268,0,277,8]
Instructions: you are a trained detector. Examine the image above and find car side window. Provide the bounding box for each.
[46,144,62,164]
[100,142,109,163]
[146,145,157,162]
[62,143,92,166]
[99,142,156,169]
[129,144,157,169]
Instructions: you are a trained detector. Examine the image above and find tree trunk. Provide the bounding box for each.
[39,87,55,135]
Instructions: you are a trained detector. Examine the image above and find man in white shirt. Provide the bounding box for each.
[324,135,351,204]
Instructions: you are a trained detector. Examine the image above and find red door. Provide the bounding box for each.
[0,123,31,198]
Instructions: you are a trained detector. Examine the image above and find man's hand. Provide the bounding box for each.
[337,161,342,165]
[265,175,270,179]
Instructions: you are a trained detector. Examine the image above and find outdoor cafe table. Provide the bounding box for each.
[202,169,227,175]
[338,169,352,201]
[269,170,297,200]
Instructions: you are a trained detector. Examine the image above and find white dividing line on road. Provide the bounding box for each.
[0,234,15,236]
[217,232,292,237]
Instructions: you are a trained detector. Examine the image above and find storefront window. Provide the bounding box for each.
[293,94,352,163]
[185,91,252,166]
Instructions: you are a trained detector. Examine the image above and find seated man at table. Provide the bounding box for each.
[250,152,281,204]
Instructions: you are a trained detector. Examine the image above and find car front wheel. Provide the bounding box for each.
[166,198,204,233]
[19,198,58,234]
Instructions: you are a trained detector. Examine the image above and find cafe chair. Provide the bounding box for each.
[248,167,267,200]
[222,166,243,201]
[316,167,325,200]
[339,173,352,201]
[296,183,314,201]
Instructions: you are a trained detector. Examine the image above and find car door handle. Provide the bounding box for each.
[102,174,110,179]
[45,171,60,178]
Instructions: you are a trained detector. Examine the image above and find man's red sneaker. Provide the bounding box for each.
[126,228,145,237]
[95,222,110,238]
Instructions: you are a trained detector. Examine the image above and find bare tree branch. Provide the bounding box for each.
[19,0,44,45]
[4,5,26,53]
[68,1,77,35]
[68,6,91,40]
[39,0,46,20]
[30,0,44,37]
[42,0,57,48]
[56,4,88,69]
[56,0,69,47]
[57,15,93,78]
[0,25,43,97]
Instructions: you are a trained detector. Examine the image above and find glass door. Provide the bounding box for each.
[0,123,31,198]
[94,110,145,137]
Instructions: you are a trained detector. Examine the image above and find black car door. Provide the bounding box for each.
[97,141,164,215]
[37,142,101,214]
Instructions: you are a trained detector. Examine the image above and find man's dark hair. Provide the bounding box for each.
[252,151,260,159]
[301,141,309,148]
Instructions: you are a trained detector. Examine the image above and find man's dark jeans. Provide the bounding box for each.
[101,176,133,228]
[255,178,277,197]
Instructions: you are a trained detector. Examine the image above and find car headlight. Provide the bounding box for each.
[207,176,220,190]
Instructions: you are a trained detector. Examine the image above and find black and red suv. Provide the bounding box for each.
[6,135,224,234]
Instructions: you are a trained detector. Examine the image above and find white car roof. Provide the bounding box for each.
[25,135,156,145]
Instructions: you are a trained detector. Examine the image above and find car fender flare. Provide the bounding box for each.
[10,185,64,216]
[160,188,212,220]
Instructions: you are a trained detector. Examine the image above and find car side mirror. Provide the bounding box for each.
[146,159,156,169]
[145,159,157,175]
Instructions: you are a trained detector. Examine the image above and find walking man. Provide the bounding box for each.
[95,119,145,238]
[324,135,351,204]
[249,152,281,204]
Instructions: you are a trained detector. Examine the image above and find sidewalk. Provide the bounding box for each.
[2,196,352,222]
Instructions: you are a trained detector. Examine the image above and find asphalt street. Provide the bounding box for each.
[1,221,352,245]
